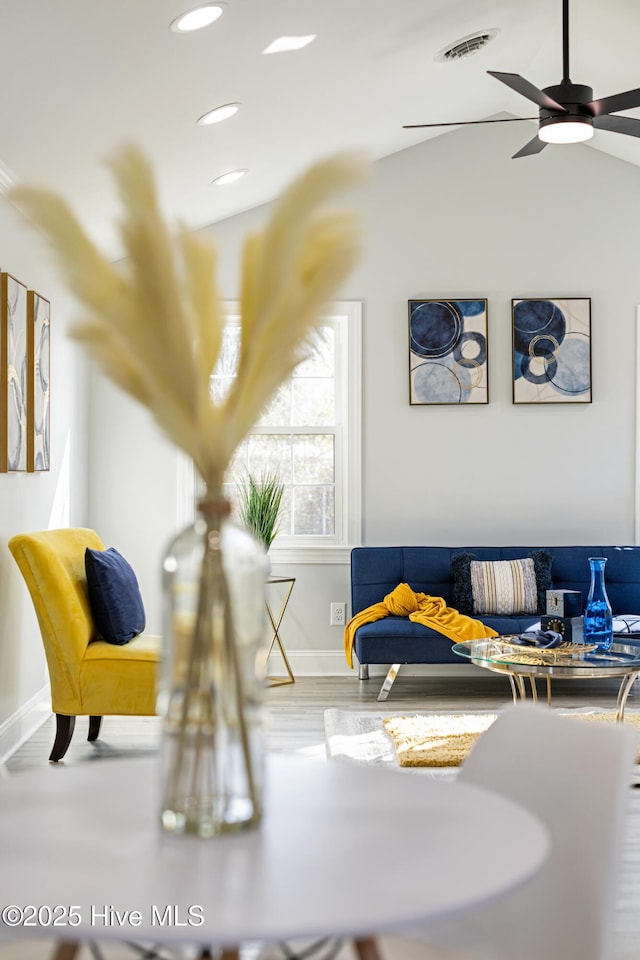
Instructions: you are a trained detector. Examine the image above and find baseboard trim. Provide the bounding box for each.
[0,686,51,765]
[266,649,487,678]
[268,650,353,677]
[356,663,487,678]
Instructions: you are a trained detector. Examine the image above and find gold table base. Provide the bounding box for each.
[266,575,296,686]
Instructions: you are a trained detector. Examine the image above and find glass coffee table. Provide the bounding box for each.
[452,638,640,721]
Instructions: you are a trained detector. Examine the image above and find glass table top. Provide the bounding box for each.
[452,638,640,678]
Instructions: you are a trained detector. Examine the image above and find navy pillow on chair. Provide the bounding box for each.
[85,547,146,645]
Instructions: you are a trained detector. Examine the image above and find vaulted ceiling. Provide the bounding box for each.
[2,0,639,254]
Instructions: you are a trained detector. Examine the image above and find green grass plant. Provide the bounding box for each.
[237,471,285,550]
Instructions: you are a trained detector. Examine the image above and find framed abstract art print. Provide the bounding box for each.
[409,299,489,405]
[0,272,28,471]
[512,298,591,404]
[27,290,50,471]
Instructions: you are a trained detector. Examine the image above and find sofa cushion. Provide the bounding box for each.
[452,550,553,616]
[85,547,146,645]
[352,614,540,664]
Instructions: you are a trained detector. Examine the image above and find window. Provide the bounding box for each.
[179,301,362,563]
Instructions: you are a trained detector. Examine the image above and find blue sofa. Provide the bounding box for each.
[350,545,640,700]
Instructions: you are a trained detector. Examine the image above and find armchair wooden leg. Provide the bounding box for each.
[88,716,103,742]
[49,714,76,762]
[354,938,383,960]
[51,942,81,960]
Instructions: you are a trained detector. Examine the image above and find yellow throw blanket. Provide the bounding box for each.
[343,582,499,668]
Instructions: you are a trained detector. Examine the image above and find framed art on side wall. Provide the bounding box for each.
[512,298,591,404]
[27,290,50,471]
[409,299,489,404]
[0,272,28,471]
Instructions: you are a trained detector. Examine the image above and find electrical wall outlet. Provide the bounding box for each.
[330,602,347,626]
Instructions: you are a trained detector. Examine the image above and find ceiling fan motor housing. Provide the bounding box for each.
[539,82,594,134]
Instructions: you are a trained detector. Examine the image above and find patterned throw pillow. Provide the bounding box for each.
[470,558,537,616]
[451,551,553,616]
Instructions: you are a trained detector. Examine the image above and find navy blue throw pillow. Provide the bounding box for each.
[530,549,554,614]
[451,553,475,615]
[85,547,146,645]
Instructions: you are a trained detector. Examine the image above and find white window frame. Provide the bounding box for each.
[176,301,362,564]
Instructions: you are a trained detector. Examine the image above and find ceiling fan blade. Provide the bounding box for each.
[403,117,536,129]
[593,114,640,139]
[589,87,640,117]
[488,71,566,112]
[512,135,548,159]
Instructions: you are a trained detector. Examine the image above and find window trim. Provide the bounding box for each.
[177,301,362,564]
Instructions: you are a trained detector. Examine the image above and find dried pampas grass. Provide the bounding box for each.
[10,146,366,490]
[9,146,367,836]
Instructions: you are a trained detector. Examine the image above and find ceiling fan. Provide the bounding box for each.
[404,0,640,158]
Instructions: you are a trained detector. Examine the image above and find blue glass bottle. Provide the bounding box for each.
[584,557,613,652]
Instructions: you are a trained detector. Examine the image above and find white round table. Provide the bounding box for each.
[0,755,548,948]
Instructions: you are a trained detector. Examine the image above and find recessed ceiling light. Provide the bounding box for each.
[197,102,240,126]
[170,4,224,33]
[211,169,247,185]
[262,35,316,54]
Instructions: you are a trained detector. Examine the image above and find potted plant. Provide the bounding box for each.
[237,470,285,553]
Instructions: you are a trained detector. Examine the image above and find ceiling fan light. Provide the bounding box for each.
[539,117,594,144]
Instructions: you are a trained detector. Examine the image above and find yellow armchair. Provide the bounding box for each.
[8,528,161,761]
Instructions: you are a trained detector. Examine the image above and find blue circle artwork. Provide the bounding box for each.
[412,361,473,403]
[410,301,462,358]
[513,299,566,360]
[513,299,590,399]
[547,333,590,394]
[457,300,486,317]
[453,331,486,368]
[410,300,487,404]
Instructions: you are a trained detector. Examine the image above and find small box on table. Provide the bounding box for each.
[540,615,584,643]
[546,589,583,618]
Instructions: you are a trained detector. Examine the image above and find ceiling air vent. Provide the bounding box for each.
[436,29,499,63]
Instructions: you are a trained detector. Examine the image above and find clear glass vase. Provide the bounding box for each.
[584,557,613,653]
[158,495,269,837]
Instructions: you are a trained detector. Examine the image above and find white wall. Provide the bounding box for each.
[88,121,640,673]
[357,123,640,546]
[0,201,89,728]
[87,371,177,638]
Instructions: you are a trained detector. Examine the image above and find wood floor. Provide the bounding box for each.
[4,673,640,959]
[9,670,639,770]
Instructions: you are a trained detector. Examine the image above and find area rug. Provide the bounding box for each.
[383,710,640,768]
[324,707,640,774]
[382,713,498,766]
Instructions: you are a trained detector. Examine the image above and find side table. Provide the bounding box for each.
[265,575,296,685]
